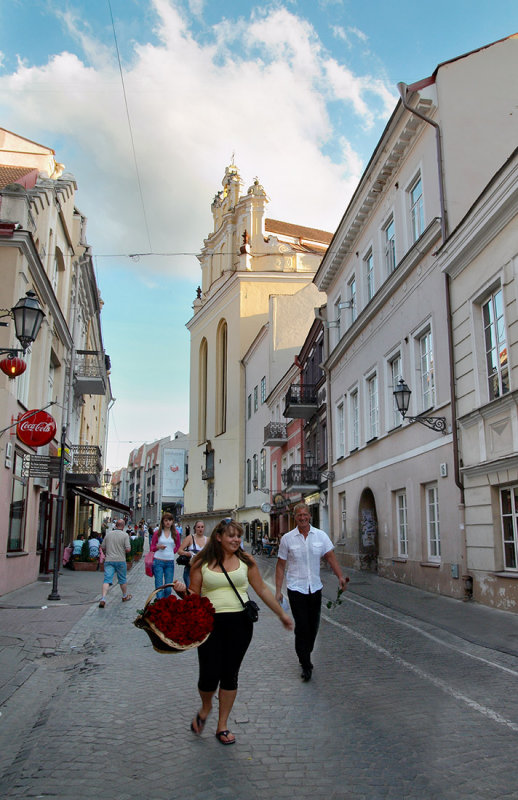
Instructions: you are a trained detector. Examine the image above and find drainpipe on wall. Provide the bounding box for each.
[397,83,447,242]
[398,84,470,597]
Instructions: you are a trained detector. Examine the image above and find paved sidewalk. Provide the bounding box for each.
[2,555,518,709]
[2,555,518,798]
[0,561,134,705]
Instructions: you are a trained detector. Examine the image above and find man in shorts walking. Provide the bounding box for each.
[99,519,132,608]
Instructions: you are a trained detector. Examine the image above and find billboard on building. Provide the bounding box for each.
[162,449,185,498]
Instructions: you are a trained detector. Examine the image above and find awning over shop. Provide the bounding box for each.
[71,486,131,515]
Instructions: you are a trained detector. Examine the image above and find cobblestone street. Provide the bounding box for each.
[2,556,518,799]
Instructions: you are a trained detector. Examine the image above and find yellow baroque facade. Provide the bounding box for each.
[183,165,331,530]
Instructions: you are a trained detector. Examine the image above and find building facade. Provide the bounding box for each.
[183,164,331,531]
[0,129,113,594]
[314,35,518,603]
[439,147,518,609]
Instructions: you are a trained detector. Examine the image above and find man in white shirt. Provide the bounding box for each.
[275,502,348,681]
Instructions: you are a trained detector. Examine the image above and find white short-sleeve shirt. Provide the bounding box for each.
[278,525,334,594]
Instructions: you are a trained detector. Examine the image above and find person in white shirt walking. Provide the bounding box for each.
[275,502,348,681]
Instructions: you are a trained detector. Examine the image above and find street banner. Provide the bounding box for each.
[161,448,185,497]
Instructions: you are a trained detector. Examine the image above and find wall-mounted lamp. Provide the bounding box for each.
[393,378,447,433]
[304,450,315,468]
[252,477,270,494]
[0,291,45,357]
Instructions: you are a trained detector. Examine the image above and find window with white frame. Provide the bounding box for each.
[272,462,278,492]
[390,354,402,428]
[260,449,266,488]
[253,453,258,485]
[260,376,266,403]
[253,386,258,412]
[48,361,55,404]
[483,289,509,401]
[384,216,396,273]
[336,401,345,459]
[396,490,408,557]
[367,374,379,440]
[339,491,347,538]
[350,389,359,450]
[410,175,424,242]
[349,277,357,323]
[426,483,440,560]
[419,330,435,411]
[364,250,374,302]
[501,486,518,569]
[333,295,342,341]
[16,349,31,407]
[8,451,27,551]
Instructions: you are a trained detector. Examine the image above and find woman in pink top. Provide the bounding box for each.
[150,512,180,599]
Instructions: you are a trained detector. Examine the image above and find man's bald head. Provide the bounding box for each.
[115,519,125,530]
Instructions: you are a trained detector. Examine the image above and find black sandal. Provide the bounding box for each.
[190,713,207,735]
[215,730,235,745]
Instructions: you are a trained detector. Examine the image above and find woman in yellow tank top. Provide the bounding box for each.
[188,519,292,745]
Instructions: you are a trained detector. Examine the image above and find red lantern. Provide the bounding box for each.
[0,357,27,379]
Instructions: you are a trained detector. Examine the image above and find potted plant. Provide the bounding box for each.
[73,538,99,571]
[133,535,144,562]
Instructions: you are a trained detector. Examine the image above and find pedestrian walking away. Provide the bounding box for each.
[150,512,180,599]
[176,520,207,589]
[275,502,349,681]
[188,519,293,745]
[98,519,132,607]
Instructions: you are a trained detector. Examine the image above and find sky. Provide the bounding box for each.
[1,0,517,470]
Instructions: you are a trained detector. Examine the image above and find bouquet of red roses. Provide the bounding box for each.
[134,587,215,654]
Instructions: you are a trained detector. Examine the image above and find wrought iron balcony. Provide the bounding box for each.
[283,464,319,493]
[284,384,317,420]
[74,350,108,396]
[66,445,103,487]
[263,421,288,446]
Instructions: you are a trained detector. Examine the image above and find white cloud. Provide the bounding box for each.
[0,0,395,274]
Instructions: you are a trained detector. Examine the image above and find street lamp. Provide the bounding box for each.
[103,468,112,484]
[393,378,447,433]
[252,477,270,494]
[305,450,315,468]
[0,291,45,356]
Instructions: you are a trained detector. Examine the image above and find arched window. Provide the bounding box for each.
[216,320,227,434]
[198,338,208,443]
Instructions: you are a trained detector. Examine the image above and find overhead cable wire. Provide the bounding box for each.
[107,0,153,252]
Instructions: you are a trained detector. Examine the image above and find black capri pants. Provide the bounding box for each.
[197,610,253,692]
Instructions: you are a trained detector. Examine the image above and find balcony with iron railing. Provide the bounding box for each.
[263,421,288,446]
[74,350,108,396]
[283,384,318,420]
[282,463,319,493]
[66,445,103,487]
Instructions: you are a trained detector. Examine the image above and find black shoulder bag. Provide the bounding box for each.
[220,563,259,623]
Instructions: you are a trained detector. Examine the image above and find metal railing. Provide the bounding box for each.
[69,445,103,477]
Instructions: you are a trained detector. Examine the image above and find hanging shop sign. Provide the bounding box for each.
[17,409,57,448]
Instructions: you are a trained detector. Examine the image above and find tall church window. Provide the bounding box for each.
[198,338,208,443]
[216,320,228,434]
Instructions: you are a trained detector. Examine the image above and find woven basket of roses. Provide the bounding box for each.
[134,585,215,654]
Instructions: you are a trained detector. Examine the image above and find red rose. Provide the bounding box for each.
[144,594,215,646]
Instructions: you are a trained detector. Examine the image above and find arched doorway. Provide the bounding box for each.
[358,488,378,571]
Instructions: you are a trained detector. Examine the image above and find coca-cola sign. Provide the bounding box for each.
[17,410,57,448]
